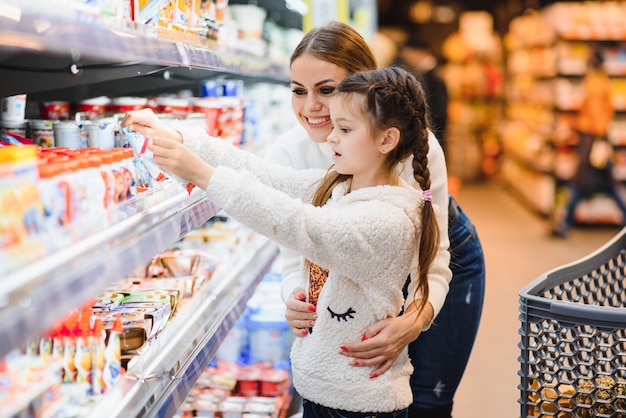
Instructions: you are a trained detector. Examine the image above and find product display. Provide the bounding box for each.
[0,0,294,416]
[441,11,505,181]
[502,2,626,224]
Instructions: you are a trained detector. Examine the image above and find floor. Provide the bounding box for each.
[450,180,623,417]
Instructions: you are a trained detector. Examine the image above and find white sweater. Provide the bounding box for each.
[264,124,452,318]
[181,128,421,411]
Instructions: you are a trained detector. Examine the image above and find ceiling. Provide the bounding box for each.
[226,0,560,36]
[227,0,304,29]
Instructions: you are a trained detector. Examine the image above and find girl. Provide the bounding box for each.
[122,66,439,416]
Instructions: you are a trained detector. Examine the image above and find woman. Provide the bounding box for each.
[264,22,485,418]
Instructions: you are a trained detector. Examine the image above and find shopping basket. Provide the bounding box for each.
[519,227,626,417]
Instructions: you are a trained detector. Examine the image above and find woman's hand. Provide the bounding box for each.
[339,302,433,378]
[148,136,213,189]
[121,108,183,143]
[284,287,317,337]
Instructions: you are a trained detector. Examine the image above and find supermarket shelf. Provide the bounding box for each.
[0,0,289,100]
[0,1,288,415]
[0,183,220,360]
[87,235,279,418]
[500,143,554,175]
[500,156,555,216]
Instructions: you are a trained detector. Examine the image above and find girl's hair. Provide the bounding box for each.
[290,21,377,73]
[310,66,439,317]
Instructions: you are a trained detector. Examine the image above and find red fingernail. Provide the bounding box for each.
[309,305,317,312]
[340,346,347,351]
[350,360,358,366]
[361,335,368,341]
[301,329,308,336]
[298,292,306,300]
[369,373,377,379]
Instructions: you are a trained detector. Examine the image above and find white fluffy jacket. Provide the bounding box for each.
[181,128,422,411]
[264,125,451,319]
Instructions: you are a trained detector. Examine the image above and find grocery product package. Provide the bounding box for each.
[122,127,194,194]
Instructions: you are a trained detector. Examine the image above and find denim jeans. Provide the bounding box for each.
[303,399,408,418]
[408,198,485,416]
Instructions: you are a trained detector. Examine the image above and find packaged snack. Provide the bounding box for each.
[122,127,194,193]
[102,313,123,390]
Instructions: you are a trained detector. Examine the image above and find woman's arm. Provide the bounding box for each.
[403,131,451,319]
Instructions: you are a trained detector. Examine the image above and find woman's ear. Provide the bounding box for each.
[380,127,400,154]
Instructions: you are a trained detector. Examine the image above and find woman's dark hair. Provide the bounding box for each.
[310,66,439,317]
[290,21,377,73]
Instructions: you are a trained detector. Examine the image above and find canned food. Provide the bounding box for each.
[0,119,28,138]
[85,121,115,150]
[53,121,82,150]
[30,119,55,148]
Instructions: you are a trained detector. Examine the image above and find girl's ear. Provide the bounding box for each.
[380,127,400,154]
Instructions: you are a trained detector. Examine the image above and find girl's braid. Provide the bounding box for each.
[391,70,432,192]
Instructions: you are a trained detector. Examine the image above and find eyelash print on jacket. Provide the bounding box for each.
[327,307,356,322]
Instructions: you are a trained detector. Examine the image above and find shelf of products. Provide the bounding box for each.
[86,235,279,418]
[440,11,505,181]
[0,0,292,416]
[502,3,626,222]
[0,183,219,360]
[0,0,290,101]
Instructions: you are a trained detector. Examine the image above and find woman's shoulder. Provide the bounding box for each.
[268,125,311,152]
[264,125,326,169]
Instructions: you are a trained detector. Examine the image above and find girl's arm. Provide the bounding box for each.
[206,165,416,283]
[122,109,321,199]
[147,135,415,285]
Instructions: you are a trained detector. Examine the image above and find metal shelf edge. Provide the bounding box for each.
[0,0,289,82]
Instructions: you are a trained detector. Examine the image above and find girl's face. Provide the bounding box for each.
[290,55,349,144]
[327,94,391,190]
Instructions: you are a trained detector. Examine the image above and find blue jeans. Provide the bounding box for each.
[303,399,408,418]
[408,197,485,416]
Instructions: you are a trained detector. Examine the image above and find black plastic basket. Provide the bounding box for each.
[519,228,626,417]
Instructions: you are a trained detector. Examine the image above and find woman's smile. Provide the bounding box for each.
[306,115,332,127]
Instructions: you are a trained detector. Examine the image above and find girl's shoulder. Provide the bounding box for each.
[339,183,419,211]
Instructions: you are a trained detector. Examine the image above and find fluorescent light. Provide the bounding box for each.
[285,0,308,15]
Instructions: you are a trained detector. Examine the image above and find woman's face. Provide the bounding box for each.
[290,55,349,144]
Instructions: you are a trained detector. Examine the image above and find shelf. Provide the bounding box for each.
[500,156,555,216]
[0,183,221,360]
[86,235,279,418]
[0,2,288,416]
[502,147,554,175]
[0,0,290,100]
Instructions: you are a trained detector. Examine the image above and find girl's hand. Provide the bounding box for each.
[148,136,213,189]
[121,108,183,143]
[284,287,317,337]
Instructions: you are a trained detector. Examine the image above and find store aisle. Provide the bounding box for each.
[449,180,623,417]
